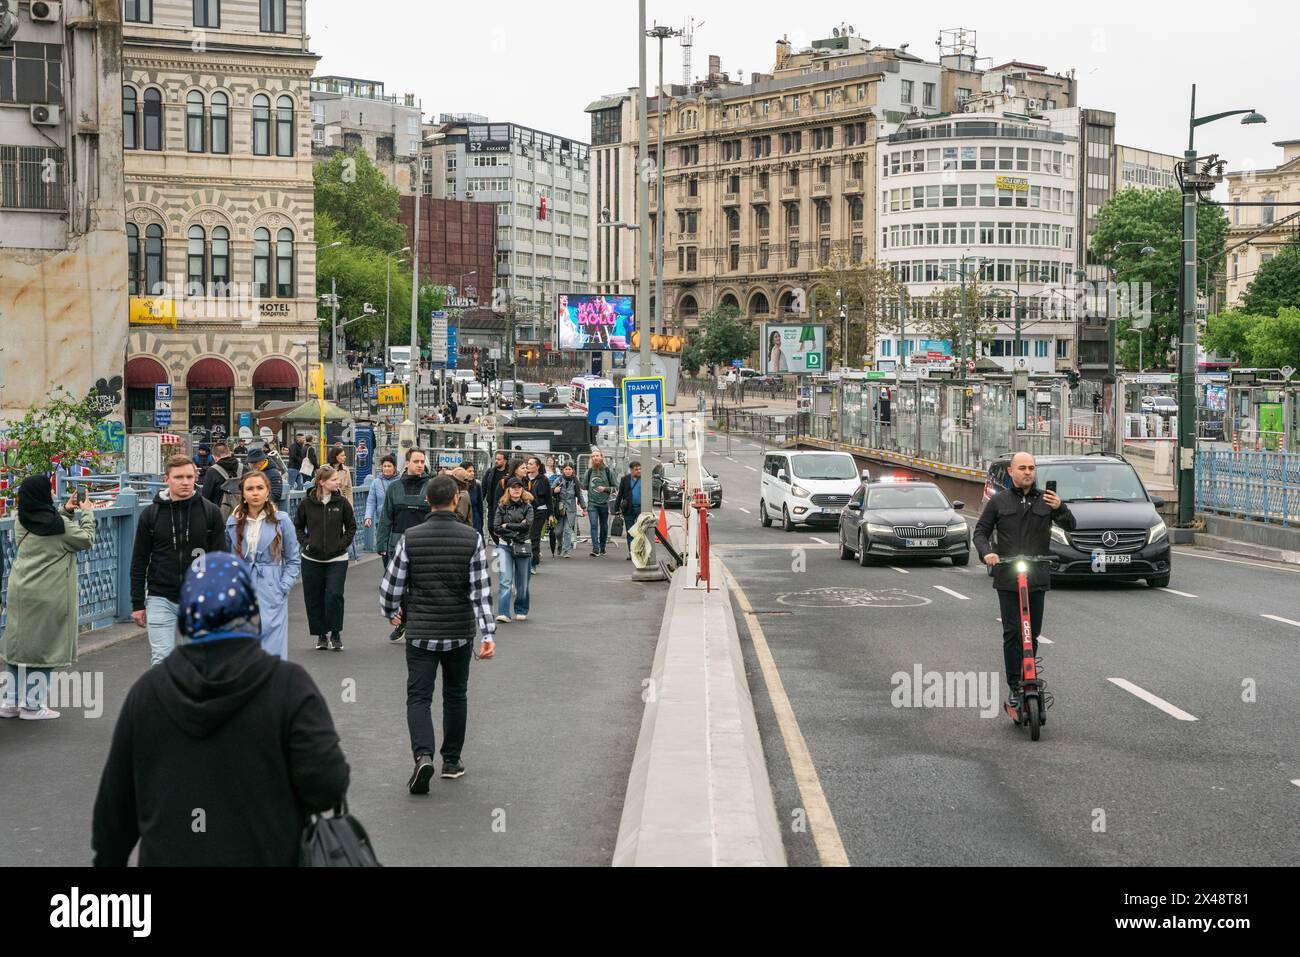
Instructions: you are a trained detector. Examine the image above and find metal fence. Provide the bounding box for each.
[1195,450,1300,527]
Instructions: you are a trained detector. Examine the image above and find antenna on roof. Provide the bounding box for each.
[681,17,703,87]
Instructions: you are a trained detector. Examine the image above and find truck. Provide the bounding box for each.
[387,346,412,381]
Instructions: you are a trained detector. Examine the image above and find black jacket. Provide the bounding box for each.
[130,491,229,610]
[482,466,509,517]
[288,441,306,470]
[492,495,534,546]
[294,492,357,561]
[614,473,644,515]
[526,472,552,513]
[201,455,242,506]
[973,485,1076,592]
[92,638,349,866]
[403,513,481,644]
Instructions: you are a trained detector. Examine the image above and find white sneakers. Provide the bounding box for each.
[514,614,527,621]
[1,705,61,720]
[0,704,18,719]
[495,614,511,623]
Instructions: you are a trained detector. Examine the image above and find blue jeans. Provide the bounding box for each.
[588,505,609,553]
[288,468,301,489]
[557,514,574,555]
[495,545,532,617]
[145,595,180,666]
[3,664,52,710]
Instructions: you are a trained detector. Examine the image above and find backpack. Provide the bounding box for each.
[299,799,382,867]
[209,462,244,520]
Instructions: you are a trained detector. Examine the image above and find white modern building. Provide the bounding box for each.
[875,107,1080,373]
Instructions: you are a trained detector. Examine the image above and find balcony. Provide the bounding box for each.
[812,181,830,198]
[780,185,799,200]
[722,191,740,207]
[844,178,864,195]
[758,227,770,241]
[679,194,702,209]
[751,188,768,204]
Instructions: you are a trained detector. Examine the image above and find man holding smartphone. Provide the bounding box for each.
[973,452,1076,711]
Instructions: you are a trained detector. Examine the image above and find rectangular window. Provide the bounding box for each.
[851,235,863,263]
[125,0,153,22]
[1,42,63,105]
[193,0,220,29]
[0,145,65,211]
[901,80,913,104]
[759,242,769,269]
[1035,340,1049,358]
[730,244,740,270]
[923,82,936,107]
[260,0,286,32]
[819,237,830,265]
[1056,339,1068,359]
[788,240,799,268]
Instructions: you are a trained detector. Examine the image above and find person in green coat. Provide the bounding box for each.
[1,475,97,720]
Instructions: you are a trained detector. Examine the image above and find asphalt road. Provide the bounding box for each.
[695,432,1300,867]
[0,547,664,867]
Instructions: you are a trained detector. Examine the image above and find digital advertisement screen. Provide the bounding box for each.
[762,323,826,375]
[557,294,636,351]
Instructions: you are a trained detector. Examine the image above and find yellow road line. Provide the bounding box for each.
[723,561,850,867]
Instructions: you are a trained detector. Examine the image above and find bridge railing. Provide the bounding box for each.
[1195,450,1300,527]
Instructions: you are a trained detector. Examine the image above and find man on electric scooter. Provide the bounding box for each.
[973,452,1076,713]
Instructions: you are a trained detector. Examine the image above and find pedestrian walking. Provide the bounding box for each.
[0,477,96,720]
[379,475,496,791]
[300,435,319,488]
[481,451,510,544]
[93,552,350,866]
[583,449,617,557]
[192,443,214,478]
[130,455,228,666]
[200,441,244,519]
[376,449,432,642]
[613,460,643,560]
[294,465,357,652]
[226,471,300,660]
[326,446,358,560]
[463,461,484,534]
[448,467,474,525]
[492,478,534,622]
[524,456,552,570]
[287,433,307,488]
[364,454,399,557]
[239,447,284,507]
[551,462,585,558]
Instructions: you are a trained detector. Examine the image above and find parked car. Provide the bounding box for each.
[1140,395,1178,417]
[759,450,869,530]
[838,478,970,566]
[653,462,722,508]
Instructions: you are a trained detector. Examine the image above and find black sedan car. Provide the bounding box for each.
[653,462,723,508]
[838,479,971,566]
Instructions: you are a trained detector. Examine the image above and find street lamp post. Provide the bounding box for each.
[385,245,411,365]
[648,23,682,339]
[1177,84,1266,526]
[633,0,659,580]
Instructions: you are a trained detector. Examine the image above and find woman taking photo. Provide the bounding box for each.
[226,471,301,660]
[0,477,96,720]
[492,478,534,623]
[294,466,356,652]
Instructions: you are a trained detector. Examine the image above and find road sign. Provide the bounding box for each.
[154,409,172,428]
[447,325,459,369]
[155,384,172,402]
[377,384,406,405]
[430,310,449,367]
[622,376,665,443]
[1133,373,1174,384]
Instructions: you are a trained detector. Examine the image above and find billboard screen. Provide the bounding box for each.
[557,294,636,351]
[762,323,826,375]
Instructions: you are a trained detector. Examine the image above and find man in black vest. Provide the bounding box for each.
[379,475,496,792]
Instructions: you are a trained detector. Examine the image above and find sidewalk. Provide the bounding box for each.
[0,544,667,866]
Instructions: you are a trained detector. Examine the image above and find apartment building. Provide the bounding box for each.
[122,0,319,441]
[1224,140,1300,309]
[309,75,422,193]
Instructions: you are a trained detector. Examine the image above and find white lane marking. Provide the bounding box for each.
[888,566,909,575]
[726,563,850,868]
[932,585,969,601]
[726,456,737,462]
[1172,547,1300,575]
[747,443,762,449]
[1161,589,1199,598]
[736,506,751,514]
[1261,614,1300,629]
[810,537,831,545]
[1292,780,1300,789]
[994,618,1052,643]
[1106,678,1199,721]
[714,543,836,551]
[744,465,758,472]
[707,450,722,456]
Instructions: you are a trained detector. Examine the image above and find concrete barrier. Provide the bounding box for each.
[613,558,786,867]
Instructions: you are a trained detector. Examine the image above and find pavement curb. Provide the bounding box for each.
[613,559,786,867]
[1189,534,1300,565]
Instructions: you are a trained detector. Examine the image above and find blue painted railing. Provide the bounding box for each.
[1195,450,1300,527]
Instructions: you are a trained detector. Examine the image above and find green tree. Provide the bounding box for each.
[313,149,407,252]
[1243,307,1300,370]
[1242,234,1300,315]
[690,303,756,370]
[4,390,111,477]
[815,253,904,367]
[1203,310,1253,364]
[1092,186,1227,370]
[317,212,411,350]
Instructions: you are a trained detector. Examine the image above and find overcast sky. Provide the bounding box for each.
[308,0,1293,172]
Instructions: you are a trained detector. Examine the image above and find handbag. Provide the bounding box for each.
[299,799,382,867]
[610,513,625,538]
[511,540,532,557]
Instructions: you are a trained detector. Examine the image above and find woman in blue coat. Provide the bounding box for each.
[224,470,300,660]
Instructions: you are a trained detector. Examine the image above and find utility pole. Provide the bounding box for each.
[634,0,659,579]
[649,23,682,338]
[329,277,340,399]
[404,119,423,445]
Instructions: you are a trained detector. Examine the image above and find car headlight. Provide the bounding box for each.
[947,522,968,535]
[1148,521,1168,545]
[791,486,811,498]
[867,523,893,536]
[1050,525,1069,546]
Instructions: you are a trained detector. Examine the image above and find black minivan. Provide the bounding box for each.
[983,454,1172,587]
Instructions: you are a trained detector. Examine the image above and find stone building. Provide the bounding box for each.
[309,75,422,194]
[122,0,319,442]
[1225,140,1300,310]
[1,0,128,430]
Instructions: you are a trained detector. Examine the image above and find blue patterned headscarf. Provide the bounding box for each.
[178,552,261,643]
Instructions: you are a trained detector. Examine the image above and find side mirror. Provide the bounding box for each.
[860,469,872,482]
[1150,496,1166,508]
[847,501,862,512]
[952,501,965,510]
[778,470,790,483]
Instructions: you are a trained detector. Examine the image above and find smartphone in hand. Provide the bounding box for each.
[1045,480,1057,494]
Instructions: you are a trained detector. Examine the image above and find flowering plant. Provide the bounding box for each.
[2,389,111,479]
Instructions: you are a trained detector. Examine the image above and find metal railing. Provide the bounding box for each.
[1196,450,1300,527]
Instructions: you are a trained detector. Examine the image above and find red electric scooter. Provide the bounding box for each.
[991,555,1056,741]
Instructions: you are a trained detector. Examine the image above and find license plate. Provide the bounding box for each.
[905,539,940,548]
[1091,552,1131,564]
[821,506,842,514]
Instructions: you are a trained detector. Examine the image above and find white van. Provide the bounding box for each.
[760,450,869,531]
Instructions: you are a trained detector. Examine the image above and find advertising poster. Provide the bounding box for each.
[557,294,636,351]
[762,323,826,375]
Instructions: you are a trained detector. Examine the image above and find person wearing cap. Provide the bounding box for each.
[238,447,283,508]
[92,552,350,866]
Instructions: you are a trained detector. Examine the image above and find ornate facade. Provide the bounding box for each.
[123,0,319,442]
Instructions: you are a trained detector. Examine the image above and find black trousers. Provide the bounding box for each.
[531,508,548,564]
[997,588,1045,686]
[406,641,472,761]
[302,558,348,636]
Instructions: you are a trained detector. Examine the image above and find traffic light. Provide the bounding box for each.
[1066,369,1081,389]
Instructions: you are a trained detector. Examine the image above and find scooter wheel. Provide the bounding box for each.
[1027,697,1041,741]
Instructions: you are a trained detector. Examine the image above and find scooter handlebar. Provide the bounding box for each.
[985,554,1056,576]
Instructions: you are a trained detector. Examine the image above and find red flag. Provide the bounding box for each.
[538,196,547,220]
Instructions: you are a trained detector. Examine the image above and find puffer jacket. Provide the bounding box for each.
[492,493,534,546]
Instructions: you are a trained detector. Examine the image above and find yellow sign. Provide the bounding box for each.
[377,384,406,405]
[129,296,177,329]
[995,176,1028,192]
[308,365,325,398]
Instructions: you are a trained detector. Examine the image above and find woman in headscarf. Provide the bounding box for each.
[92,552,350,866]
[226,470,301,660]
[0,476,97,720]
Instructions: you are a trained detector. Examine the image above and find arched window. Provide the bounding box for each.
[253,227,271,297]
[849,197,863,223]
[126,223,139,295]
[186,91,205,152]
[756,206,770,230]
[817,200,831,228]
[275,95,294,157]
[211,226,230,290]
[275,228,294,298]
[145,224,164,294]
[142,88,163,151]
[123,87,138,150]
[786,203,800,229]
[187,225,206,287]
[749,292,770,316]
[210,91,229,154]
[252,94,271,156]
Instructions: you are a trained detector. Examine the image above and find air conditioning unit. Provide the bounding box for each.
[30,0,61,22]
[1027,98,1040,111]
[30,103,61,126]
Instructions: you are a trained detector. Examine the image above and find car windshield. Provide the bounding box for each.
[791,454,858,481]
[1152,397,1176,407]
[1036,462,1149,502]
[867,486,950,509]
[660,464,713,481]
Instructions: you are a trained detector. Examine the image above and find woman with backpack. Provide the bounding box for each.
[492,478,534,623]
[294,466,357,652]
[226,471,300,660]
